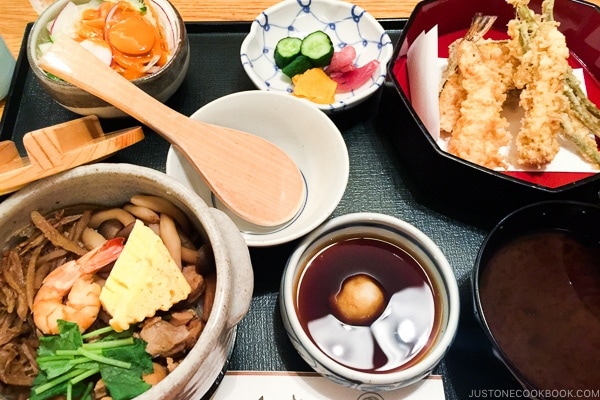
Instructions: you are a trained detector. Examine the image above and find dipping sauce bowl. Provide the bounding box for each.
[280,213,460,391]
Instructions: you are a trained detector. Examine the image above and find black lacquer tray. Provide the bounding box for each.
[1,21,525,400]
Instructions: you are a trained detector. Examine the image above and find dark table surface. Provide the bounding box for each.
[1,21,525,400]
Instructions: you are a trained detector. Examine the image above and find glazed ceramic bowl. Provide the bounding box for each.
[27,0,189,118]
[240,0,394,113]
[280,213,460,391]
[0,163,253,400]
[387,0,600,223]
[473,200,600,396]
[165,90,349,247]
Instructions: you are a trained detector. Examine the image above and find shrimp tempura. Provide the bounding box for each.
[446,39,513,168]
[439,14,497,134]
[440,14,515,168]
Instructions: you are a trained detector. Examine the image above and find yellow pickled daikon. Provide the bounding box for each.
[292,68,337,104]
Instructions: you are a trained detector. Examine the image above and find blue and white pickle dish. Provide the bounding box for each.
[240,0,394,113]
[280,213,460,391]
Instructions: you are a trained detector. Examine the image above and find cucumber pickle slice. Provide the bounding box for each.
[275,30,334,78]
[281,55,313,78]
[300,31,334,67]
[274,37,302,68]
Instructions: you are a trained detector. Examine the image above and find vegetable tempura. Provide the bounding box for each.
[439,0,600,169]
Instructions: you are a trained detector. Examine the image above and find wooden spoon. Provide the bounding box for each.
[38,36,305,227]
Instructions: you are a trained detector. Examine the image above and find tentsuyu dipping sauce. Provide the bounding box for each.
[479,231,600,395]
[295,237,441,372]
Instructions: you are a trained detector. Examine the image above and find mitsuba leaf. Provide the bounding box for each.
[101,364,152,400]
[30,371,88,400]
[37,320,82,356]
[101,337,154,400]
[30,370,65,400]
[32,321,154,400]
[37,359,76,380]
[103,337,154,373]
[98,327,136,341]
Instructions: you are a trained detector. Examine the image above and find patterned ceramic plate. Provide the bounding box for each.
[240,0,393,113]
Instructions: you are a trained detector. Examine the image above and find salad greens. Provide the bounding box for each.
[31,320,154,400]
[137,0,148,14]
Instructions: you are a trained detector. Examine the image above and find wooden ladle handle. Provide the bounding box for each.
[38,36,305,227]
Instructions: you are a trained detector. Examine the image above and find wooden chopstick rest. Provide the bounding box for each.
[0,115,144,195]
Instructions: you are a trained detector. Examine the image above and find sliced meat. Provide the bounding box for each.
[139,311,204,358]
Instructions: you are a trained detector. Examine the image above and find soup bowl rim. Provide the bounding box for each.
[471,199,600,391]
